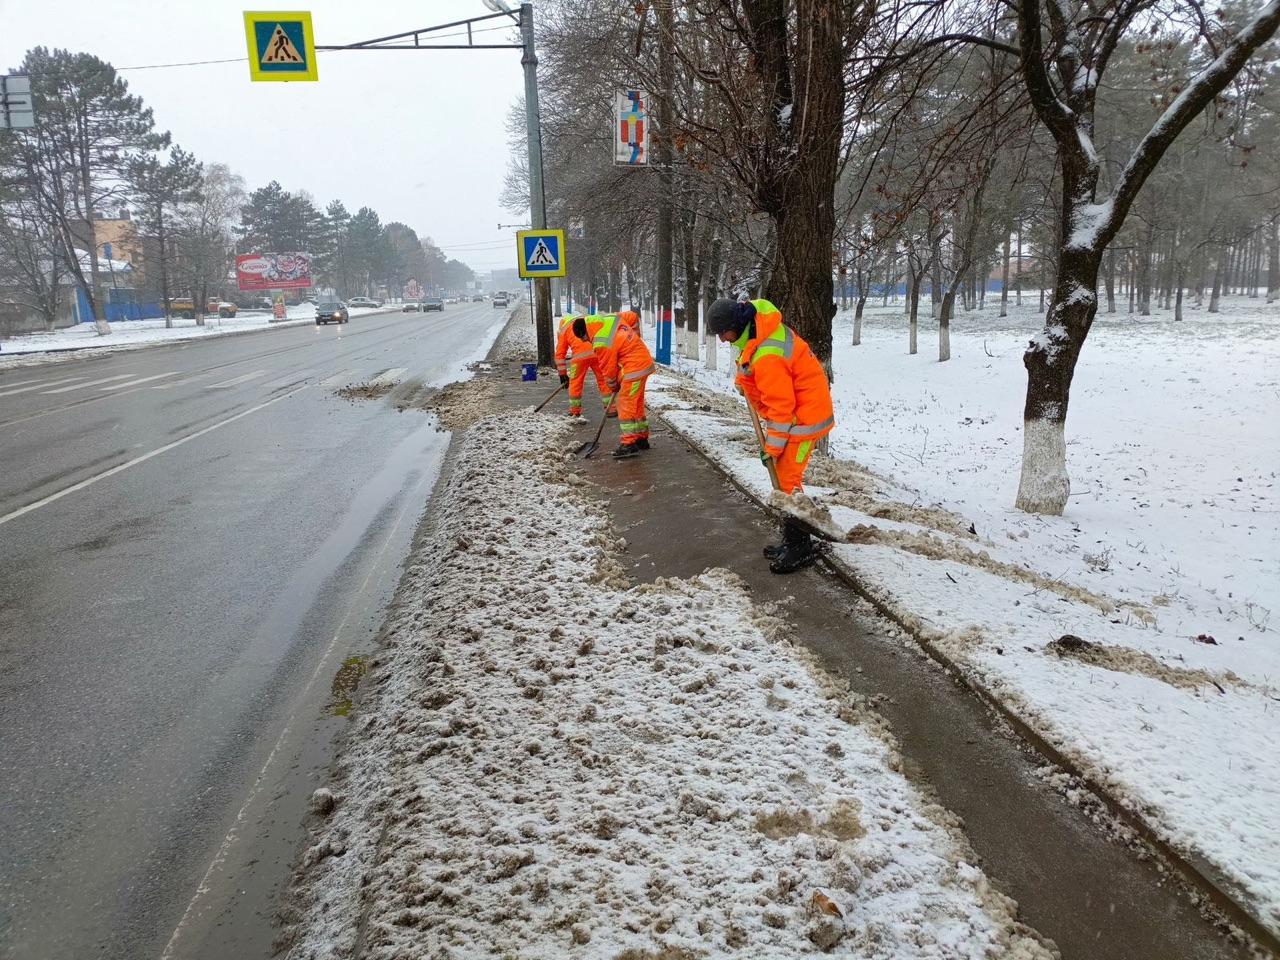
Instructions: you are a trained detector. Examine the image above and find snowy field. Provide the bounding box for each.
[0,303,392,366]
[647,296,1280,937]
[281,363,1054,957]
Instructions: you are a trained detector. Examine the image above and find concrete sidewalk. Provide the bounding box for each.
[486,356,1253,960]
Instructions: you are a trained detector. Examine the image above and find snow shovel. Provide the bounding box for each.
[575,393,618,459]
[747,403,846,544]
[531,383,564,413]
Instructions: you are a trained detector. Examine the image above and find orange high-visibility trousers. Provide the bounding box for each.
[618,375,649,444]
[567,354,608,416]
[773,436,816,494]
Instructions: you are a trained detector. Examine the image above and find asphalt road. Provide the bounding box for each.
[0,302,513,959]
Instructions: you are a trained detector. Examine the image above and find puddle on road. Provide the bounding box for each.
[327,655,368,717]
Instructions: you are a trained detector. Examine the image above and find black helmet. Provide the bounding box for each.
[707,298,755,338]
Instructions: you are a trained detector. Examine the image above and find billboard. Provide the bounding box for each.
[236,252,313,291]
[615,90,649,166]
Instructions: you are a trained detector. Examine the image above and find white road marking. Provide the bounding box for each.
[0,386,307,528]
[98,371,180,391]
[0,376,92,398]
[369,367,407,386]
[205,369,268,389]
[264,368,315,390]
[159,452,433,960]
[151,373,212,390]
[40,374,135,394]
[318,369,354,388]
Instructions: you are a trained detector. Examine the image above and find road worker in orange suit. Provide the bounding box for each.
[617,308,641,331]
[707,297,834,574]
[554,313,604,419]
[572,313,655,458]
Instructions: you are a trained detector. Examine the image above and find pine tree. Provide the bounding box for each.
[127,146,202,327]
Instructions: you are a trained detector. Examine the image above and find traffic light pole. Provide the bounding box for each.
[316,3,553,365]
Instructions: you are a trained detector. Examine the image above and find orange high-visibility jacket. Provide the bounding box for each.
[554,316,592,375]
[617,309,640,330]
[735,299,834,458]
[589,314,654,387]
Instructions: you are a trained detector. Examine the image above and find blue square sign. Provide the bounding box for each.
[517,229,566,278]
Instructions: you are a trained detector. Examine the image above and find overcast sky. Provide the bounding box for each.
[0,0,530,274]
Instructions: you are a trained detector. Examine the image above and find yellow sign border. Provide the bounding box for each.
[244,11,318,82]
[517,229,567,279]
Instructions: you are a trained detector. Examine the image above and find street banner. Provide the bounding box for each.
[614,89,649,166]
[236,252,313,290]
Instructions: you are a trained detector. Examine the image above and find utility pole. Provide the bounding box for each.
[655,0,674,363]
[518,1,553,367]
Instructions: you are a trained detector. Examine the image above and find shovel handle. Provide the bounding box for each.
[533,383,564,413]
[747,403,782,491]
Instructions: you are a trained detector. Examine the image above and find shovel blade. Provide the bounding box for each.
[576,440,600,459]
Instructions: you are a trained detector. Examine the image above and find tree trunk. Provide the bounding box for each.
[1208,249,1223,312]
[1104,246,1116,312]
[939,289,954,362]
[703,232,722,371]
[1138,222,1153,315]
[1015,220,1023,307]
[1268,216,1279,303]
[908,269,919,355]
[1000,228,1011,317]
[1174,264,1185,321]
[157,213,173,329]
[1015,245,1099,515]
[853,293,866,346]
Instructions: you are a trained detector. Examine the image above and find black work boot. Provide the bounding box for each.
[769,521,817,574]
[635,438,650,451]
[612,442,641,459]
[762,523,786,559]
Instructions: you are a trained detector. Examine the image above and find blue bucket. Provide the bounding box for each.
[520,362,538,382]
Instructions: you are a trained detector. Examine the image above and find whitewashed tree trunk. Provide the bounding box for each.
[1015,418,1069,514]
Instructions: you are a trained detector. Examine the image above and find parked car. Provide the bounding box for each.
[422,297,444,312]
[492,293,509,308]
[472,294,485,302]
[252,296,274,310]
[402,301,421,312]
[315,301,350,325]
[348,296,381,309]
[169,297,237,319]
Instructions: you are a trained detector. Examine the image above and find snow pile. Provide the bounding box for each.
[644,298,1280,936]
[0,303,391,365]
[281,409,1053,959]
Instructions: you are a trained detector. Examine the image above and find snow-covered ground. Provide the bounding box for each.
[0,303,392,367]
[280,335,1054,957]
[646,296,1280,937]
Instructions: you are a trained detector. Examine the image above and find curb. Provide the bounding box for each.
[653,401,1280,957]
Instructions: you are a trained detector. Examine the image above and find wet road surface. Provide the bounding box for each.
[0,304,512,959]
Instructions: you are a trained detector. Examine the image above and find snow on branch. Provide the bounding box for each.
[1101,0,1280,248]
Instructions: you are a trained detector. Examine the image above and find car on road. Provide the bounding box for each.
[348,297,382,309]
[402,301,420,312]
[251,296,274,310]
[422,297,444,312]
[492,293,509,308]
[316,301,350,325]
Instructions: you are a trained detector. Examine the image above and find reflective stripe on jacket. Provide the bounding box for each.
[735,299,834,456]
[591,317,653,386]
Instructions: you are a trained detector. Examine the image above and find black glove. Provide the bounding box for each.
[559,373,570,387]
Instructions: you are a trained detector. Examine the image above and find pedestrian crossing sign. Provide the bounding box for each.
[517,229,567,278]
[244,11,318,82]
